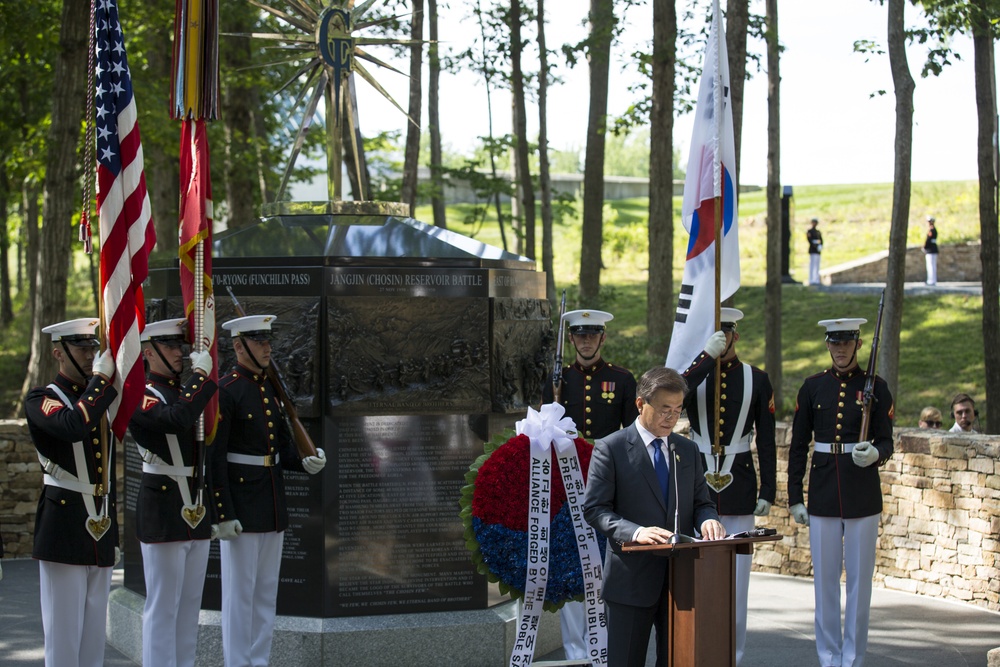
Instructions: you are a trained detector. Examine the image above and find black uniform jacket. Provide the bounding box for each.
[210,364,304,533]
[807,228,823,254]
[25,372,119,566]
[129,370,218,543]
[542,359,638,440]
[788,366,894,518]
[682,351,777,515]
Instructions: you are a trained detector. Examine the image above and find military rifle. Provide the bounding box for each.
[551,290,567,404]
[226,287,318,458]
[859,289,886,442]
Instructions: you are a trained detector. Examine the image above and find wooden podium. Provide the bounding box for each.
[622,534,781,667]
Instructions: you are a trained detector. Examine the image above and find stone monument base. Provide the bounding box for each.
[108,587,563,667]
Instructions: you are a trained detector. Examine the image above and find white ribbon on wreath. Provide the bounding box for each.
[509,402,608,667]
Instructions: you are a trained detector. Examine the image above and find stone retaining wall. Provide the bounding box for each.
[3,419,997,613]
[751,423,1000,612]
[821,241,986,284]
[0,419,125,557]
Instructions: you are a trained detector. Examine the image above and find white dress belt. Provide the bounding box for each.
[814,441,860,454]
[227,452,279,467]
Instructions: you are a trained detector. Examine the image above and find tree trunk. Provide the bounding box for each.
[579,0,616,301]
[972,0,999,433]
[726,0,750,190]
[647,0,676,358]
[764,0,783,411]
[0,166,12,327]
[511,0,536,259]
[22,179,39,324]
[145,25,179,254]
[428,0,447,228]
[20,0,90,406]
[537,0,555,302]
[401,0,424,216]
[221,4,260,227]
[879,0,915,400]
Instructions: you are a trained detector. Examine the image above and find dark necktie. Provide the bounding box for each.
[652,438,669,503]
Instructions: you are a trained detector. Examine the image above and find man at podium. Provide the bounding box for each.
[584,366,725,667]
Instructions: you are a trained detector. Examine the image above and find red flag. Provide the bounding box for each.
[95,0,156,440]
[179,118,219,442]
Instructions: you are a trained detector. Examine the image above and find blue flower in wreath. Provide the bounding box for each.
[459,431,606,610]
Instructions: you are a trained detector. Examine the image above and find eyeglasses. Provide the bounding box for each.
[655,407,684,419]
[923,421,942,428]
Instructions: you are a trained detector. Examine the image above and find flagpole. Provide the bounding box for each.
[712,0,723,462]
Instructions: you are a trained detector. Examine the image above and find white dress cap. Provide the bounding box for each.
[221,314,277,340]
[41,318,101,346]
[720,308,744,325]
[818,317,867,341]
[141,317,188,343]
[563,309,613,334]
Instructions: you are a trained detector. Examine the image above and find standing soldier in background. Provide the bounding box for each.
[128,318,217,667]
[679,308,776,666]
[924,216,939,286]
[24,318,119,667]
[211,315,327,667]
[543,308,638,661]
[787,318,894,667]
[807,218,824,285]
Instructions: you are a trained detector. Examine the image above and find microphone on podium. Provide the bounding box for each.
[668,442,698,545]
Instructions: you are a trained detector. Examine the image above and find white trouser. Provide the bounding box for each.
[38,560,112,667]
[925,253,938,285]
[810,514,879,667]
[809,254,822,285]
[141,539,211,667]
[560,600,588,660]
[720,514,754,667]
[220,531,284,667]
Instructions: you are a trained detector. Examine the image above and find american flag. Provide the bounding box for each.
[179,118,219,442]
[95,0,157,440]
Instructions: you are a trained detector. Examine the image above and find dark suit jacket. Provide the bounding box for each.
[584,422,719,608]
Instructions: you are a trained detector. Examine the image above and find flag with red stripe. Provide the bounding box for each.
[95,0,156,440]
[179,118,219,442]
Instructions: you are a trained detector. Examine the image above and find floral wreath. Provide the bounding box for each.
[459,428,606,611]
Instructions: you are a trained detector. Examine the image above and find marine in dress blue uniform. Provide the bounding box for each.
[24,318,119,667]
[128,318,217,667]
[210,315,327,667]
[680,308,776,666]
[787,318,894,667]
[542,309,638,660]
[807,218,824,285]
[924,216,938,286]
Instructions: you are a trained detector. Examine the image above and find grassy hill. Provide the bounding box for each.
[416,180,986,426]
[0,181,986,427]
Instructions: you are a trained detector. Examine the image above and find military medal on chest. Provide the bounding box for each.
[601,381,615,401]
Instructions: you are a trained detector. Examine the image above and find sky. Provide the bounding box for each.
[346,0,988,187]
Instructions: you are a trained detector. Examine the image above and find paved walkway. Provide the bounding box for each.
[1,559,998,666]
[813,280,983,296]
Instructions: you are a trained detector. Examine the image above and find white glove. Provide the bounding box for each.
[704,331,727,359]
[93,349,116,378]
[190,350,213,376]
[302,448,327,475]
[211,524,220,540]
[114,547,121,566]
[753,499,772,517]
[217,519,243,540]
[789,503,810,526]
[852,442,879,467]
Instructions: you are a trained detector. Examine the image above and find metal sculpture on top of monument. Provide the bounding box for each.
[239,0,421,213]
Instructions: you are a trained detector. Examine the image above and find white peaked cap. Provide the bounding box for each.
[563,309,613,333]
[221,314,277,339]
[818,318,867,340]
[141,318,188,342]
[41,318,100,345]
[720,308,744,325]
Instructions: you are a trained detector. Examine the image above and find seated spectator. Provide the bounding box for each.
[918,407,942,429]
